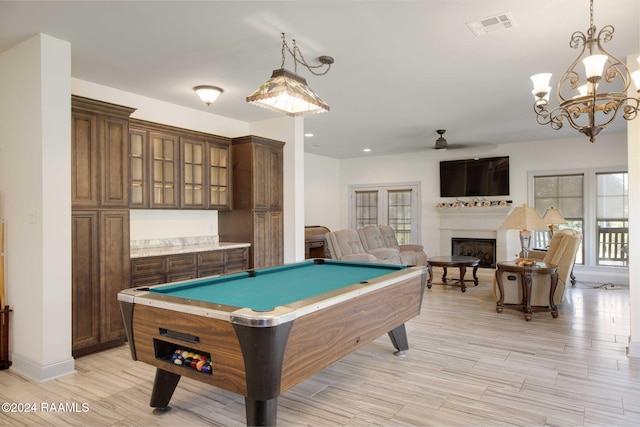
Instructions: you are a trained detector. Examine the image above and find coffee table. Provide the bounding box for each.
[426,256,480,292]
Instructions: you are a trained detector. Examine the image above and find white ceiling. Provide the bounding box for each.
[0,0,638,158]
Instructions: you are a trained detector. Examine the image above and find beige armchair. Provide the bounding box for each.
[493,229,582,307]
[325,229,378,263]
[378,225,428,266]
[357,226,403,264]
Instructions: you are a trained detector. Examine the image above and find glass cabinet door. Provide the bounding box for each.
[129,129,148,207]
[150,132,179,208]
[209,144,229,208]
[182,139,206,208]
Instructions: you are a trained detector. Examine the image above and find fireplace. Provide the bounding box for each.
[438,205,519,265]
[452,238,496,268]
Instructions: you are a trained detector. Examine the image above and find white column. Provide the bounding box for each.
[0,33,74,380]
[627,52,640,358]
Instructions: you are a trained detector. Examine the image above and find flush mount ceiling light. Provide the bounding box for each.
[530,0,640,142]
[247,33,334,116]
[193,85,223,106]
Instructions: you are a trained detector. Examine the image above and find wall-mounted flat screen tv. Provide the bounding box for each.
[440,156,510,197]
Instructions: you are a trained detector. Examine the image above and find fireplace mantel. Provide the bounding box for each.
[437,207,520,264]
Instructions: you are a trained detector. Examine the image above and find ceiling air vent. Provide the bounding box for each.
[467,12,516,36]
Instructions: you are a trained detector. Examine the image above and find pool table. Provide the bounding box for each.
[118,259,426,426]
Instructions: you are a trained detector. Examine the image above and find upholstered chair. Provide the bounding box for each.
[357,226,403,264]
[492,229,582,306]
[325,229,378,262]
[378,225,429,266]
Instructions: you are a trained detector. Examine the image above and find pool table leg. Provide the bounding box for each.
[149,368,181,411]
[387,324,409,357]
[245,398,278,426]
[233,321,294,426]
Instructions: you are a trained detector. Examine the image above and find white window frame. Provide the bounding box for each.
[348,182,421,244]
[528,166,628,269]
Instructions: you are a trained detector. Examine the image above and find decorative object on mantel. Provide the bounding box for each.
[530,0,640,143]
[436,199,512,209]
[247,32,334,116]
[542,207,568,239]
[499,204,549,262]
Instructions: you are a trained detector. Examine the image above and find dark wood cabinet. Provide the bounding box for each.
[99,210,131,344]
[128,120,231,210]
[71,96,135,357]
[71,211,100,351]
[72,209,130,357]
[71,96,135,209]
[219,136,284,268]
[131,247,249,286]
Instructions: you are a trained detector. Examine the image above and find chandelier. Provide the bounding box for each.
[530,0,640,142]
[246,33,334,116]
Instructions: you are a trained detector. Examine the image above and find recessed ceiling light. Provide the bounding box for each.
[304,133,314,137]
[363,148,372,152]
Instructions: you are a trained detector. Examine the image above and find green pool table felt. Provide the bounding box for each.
[149,260,405,311]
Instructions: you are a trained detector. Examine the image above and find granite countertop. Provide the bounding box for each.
[130,236,250,258]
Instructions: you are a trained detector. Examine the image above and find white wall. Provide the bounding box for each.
[129,210,219,241]
[626,50,640,358]
[304,153,341,231]
[72,79,250,138]
[304,132,628,283]
[0,34,74,381]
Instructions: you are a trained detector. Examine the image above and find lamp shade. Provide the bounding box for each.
[193,85,223,105]
[499,204,549,231]
[246,68,329,116]
[542,207,567,225]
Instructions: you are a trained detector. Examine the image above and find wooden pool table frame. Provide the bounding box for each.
[119,260,426,426]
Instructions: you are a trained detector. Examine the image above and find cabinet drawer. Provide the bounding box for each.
[131,274,166,287]
[131,257,166,276]
[225,248,248,264]
[167,254,197,272]
[167,270,198,283]
[198,251,225,268]
[198,266,225,278]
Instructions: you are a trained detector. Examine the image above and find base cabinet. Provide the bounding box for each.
[131,247,249,287]
[72,210,130,357]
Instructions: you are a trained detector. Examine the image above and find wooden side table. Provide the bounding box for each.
[495,261,558,321]
[426,256,480,293]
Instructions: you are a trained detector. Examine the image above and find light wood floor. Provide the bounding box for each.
[1,268,639,426]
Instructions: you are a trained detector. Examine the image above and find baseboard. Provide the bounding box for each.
[8,352,75,382]
[572,266,629,286]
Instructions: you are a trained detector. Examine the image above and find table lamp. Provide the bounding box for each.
[499,204,549,263]
[542,206,567,239]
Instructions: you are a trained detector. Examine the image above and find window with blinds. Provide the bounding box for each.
[596,172,628,266]
[350,183,420,244]
[533,173,584,264]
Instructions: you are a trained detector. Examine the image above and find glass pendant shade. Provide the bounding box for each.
[632,57,640,89]
[582,54,608,80]
[246,68,329,116]
[531,73,552,96]
[193,86,223,105]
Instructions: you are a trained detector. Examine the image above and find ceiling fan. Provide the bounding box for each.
[432,129,496,151]
[433,129,473,150]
